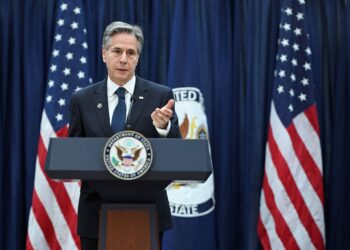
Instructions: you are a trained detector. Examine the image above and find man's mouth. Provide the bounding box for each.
[117,68,128,72]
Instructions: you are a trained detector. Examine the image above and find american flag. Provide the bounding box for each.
[26,1,90,249]
[257,0,325,249]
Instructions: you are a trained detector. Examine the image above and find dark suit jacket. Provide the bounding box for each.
[68,76,181,238]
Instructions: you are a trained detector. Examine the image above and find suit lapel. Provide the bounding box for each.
[129,77,149,127]
[93,80,114,136]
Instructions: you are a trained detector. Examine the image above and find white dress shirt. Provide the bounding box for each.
[107,75,135,124]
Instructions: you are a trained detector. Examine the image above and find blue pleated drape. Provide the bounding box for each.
[1,0,350,249]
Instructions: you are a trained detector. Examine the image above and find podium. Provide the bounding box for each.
[45,137,212,250]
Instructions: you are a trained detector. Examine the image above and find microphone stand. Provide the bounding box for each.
[125,94,137,130]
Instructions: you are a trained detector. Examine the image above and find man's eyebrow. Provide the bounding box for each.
[110,46,136,50]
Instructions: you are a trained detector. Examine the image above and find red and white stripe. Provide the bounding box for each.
[258,102,325,250]
[26,111,81,250]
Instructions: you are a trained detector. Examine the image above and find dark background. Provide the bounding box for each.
[1,0,349,249]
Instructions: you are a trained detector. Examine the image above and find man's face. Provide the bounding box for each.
[102,33,140,85]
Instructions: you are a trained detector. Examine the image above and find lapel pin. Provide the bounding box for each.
[139,96,144,100]
[97,103,102,109]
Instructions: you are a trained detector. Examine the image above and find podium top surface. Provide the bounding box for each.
[45,138,212,182]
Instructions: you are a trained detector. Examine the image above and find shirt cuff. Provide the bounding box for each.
[156,122,171,137]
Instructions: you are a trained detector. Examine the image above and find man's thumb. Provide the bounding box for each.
[165,99,175,109]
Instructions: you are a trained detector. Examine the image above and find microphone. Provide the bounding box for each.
[125,94,137,130]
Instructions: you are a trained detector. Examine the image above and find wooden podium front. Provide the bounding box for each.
[99,204,159,250]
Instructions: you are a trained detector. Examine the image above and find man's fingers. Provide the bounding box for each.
[151,111,167,129]
[155,107,173,118]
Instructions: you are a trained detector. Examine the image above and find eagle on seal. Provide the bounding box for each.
[115,144,142,166]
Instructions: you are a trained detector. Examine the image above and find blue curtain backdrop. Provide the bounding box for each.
[1,0,350,249]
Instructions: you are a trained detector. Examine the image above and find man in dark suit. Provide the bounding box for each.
[68,21,181,250]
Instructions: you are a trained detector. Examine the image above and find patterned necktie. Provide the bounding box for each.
[111,87,126,133]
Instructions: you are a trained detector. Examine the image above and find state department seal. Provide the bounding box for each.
[103,131,153,180]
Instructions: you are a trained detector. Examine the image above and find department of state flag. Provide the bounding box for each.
[164,87,216,250]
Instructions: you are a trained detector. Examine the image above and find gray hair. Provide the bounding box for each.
[102,21,144,54]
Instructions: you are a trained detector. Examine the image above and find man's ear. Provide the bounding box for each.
[102,49,106,63]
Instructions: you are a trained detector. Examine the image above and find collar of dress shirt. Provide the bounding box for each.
[107,75,136,97]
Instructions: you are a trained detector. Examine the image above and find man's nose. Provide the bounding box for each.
[119,52,127,63]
